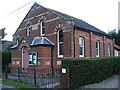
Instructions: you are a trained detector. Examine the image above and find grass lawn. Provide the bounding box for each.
[2,79,38,89]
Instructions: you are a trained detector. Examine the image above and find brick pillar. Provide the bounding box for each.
[90,32,93,57]
[60,68,70,88]
[103,36,106,56]
[113,39,115,56]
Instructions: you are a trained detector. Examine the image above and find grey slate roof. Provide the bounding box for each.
[11,36,54,49]
[24,36,34,44]
[37,3,112,37]
[11,44,18,49]
[31,37,54,46]
[13,2,112,38]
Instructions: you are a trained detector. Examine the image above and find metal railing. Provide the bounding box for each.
[4,66,60,88]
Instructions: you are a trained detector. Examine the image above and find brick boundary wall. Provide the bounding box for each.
[60,68,70,88]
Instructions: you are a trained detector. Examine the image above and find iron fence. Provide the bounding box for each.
[4,66,60,88]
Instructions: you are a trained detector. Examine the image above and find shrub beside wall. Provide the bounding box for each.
[61,57,120,88]
[2,51,11,71]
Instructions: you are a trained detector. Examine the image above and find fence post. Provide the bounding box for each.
[60,68,70,88]
[34,68,36,86]
[18,67,20,79]
[5,65,8,79]
[52,67,54,77]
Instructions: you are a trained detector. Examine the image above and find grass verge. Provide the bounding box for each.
[2,79,38,89]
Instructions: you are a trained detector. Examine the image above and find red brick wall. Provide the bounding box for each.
[11,4,115,70]
[75,28,114,57]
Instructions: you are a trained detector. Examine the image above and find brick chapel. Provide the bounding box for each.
[11,2,115,70]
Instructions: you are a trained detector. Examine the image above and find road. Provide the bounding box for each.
[81,74,120,88]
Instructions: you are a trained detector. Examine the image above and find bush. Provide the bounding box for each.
[61,57,120,88]
[2,51,11,71]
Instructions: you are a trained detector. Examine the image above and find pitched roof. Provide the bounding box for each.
[36,3,112,37]
[24,36,34,44]
[11,36,54,49]
[14,2,112,38]
[31,37,54,46]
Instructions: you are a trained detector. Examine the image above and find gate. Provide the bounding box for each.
[6,66,60,88]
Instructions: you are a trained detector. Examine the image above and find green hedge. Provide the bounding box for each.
[61,57,120,88]
[2,51,11,71]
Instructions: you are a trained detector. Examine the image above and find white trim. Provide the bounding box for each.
[16,61,20,65]
[45,61,50,65]
[115,49,119,56]
[45,16,61,23]
[57,30,63,58]
[57,61,61,65]
[108,43,111,56]
[16,39,19,45]
[79,37,84,57]
[28,52,37,66]
[22,48,23,68]
[40,20,45,36]
[24,11,49,22]
[27,24,31,36]
[96,41,100,57]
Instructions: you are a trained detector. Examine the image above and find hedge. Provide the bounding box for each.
[61,57,120,88]
[2,51,11,71]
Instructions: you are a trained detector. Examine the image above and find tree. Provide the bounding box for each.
[108,29,120,46]
[0,28,7,39]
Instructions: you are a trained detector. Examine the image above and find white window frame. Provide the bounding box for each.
[96,41,100,57]
[108,43,110,56]
[27,24,31,36]
[57,30,63,58]
[79,37,84,57]
[40,20,45,36]
[115,49,119,56]
[28,52,37,66]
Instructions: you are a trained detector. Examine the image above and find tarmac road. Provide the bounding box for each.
[81,74,120,88]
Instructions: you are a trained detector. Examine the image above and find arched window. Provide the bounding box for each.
[58,30,63,57]
[96,41,100,57]
[27,24,31,36]
[108,43,111,56]
[40,20,45,36]
[79,37,84,57]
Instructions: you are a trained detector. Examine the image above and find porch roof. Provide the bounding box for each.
[11,36,54,49]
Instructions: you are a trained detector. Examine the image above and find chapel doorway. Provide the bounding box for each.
[22,47,28,71]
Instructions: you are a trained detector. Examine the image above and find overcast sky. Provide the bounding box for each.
[0,0,119,41]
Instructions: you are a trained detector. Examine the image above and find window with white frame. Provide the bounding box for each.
[58,30,63,57]
[40,20,45,36]
[108,43,110,56]
[79,37,84,57]
[96,41,100,57]
[28,52,37,66]
[27,24,31,36]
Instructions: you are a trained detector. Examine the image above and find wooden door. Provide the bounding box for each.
[22,47,28,71]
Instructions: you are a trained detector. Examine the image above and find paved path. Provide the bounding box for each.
[0,84,18,90]
[81,74,120,88]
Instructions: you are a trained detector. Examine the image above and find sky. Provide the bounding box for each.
[0,0,119,41]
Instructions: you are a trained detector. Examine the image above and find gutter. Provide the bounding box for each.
[51,46,54,77]
[73,26,76,58]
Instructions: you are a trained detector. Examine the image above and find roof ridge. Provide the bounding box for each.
[13,2,112,38]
